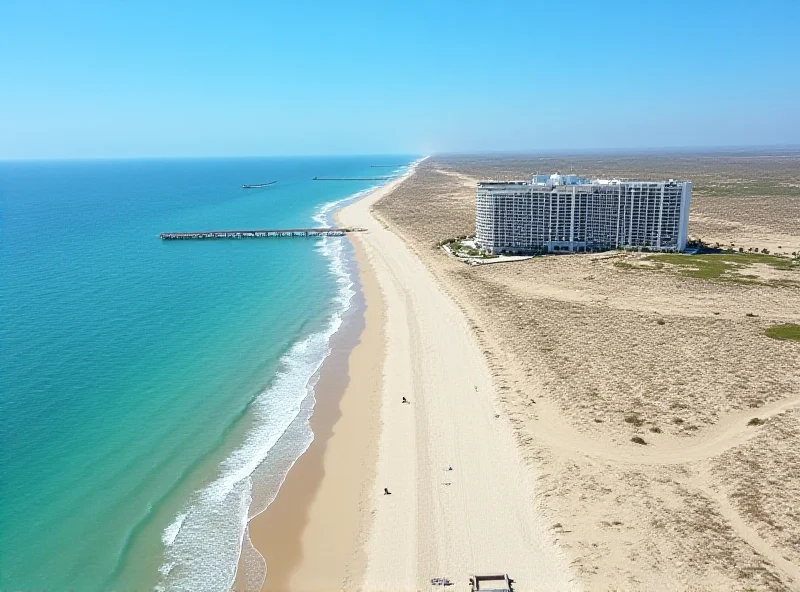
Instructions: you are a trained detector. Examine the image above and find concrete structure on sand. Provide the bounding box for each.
[476,174,691,254]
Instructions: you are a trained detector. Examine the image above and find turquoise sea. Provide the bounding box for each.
[0,156,414,591]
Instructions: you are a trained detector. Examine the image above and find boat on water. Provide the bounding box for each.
[242,181,276,189]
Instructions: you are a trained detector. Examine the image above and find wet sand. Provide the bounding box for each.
[233,182,395,591]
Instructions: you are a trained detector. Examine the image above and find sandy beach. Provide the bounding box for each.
[238,163,577,591]
[240,230,383,591]
[237,209,387,589]
[337,166,577,591]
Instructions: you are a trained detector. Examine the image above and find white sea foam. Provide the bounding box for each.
[155,194,359,592]
[162,511,187,547]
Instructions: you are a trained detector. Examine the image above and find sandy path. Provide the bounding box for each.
[338,170,578,591]
[529,394,800,466]
[689,470,800,587]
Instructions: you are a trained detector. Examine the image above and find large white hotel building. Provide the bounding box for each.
[475,174,691,254]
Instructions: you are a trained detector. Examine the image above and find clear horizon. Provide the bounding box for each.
[4,144,800,163]
[1,0,798,159]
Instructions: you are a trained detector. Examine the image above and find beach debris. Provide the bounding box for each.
[430,577,452,586]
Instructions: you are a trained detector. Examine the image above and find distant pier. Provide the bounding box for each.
[312,176,392,181]
[160,227,364,240]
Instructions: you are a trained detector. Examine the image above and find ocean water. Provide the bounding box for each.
[0,156,414,591]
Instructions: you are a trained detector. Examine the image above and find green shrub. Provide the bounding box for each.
[765,324,800,342]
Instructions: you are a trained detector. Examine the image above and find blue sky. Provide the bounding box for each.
[1,0,798,158]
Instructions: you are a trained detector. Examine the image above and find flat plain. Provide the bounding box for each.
[371,151,800,591]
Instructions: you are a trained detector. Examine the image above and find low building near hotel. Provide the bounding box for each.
[475,173,691,254]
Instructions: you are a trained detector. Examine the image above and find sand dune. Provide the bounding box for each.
[370,157,800,591]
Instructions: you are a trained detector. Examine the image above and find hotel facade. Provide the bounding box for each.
[475,174,691,254]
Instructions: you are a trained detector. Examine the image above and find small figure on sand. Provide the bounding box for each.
[402,397,409,404]
[446,465,452,471]
[383,487,391,495]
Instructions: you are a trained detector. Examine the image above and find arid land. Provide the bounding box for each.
[370,151,800,591]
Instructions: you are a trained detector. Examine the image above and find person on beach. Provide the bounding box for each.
[402,396,408,403]
[383,487,391,495]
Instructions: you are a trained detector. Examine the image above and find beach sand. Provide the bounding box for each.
[237,164,577,591]
[336,165,577,591]
[239,230,384,591]
[235,173,405,591]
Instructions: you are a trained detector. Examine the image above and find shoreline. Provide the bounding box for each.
[236,157,575,591]
[235,172,415,591]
